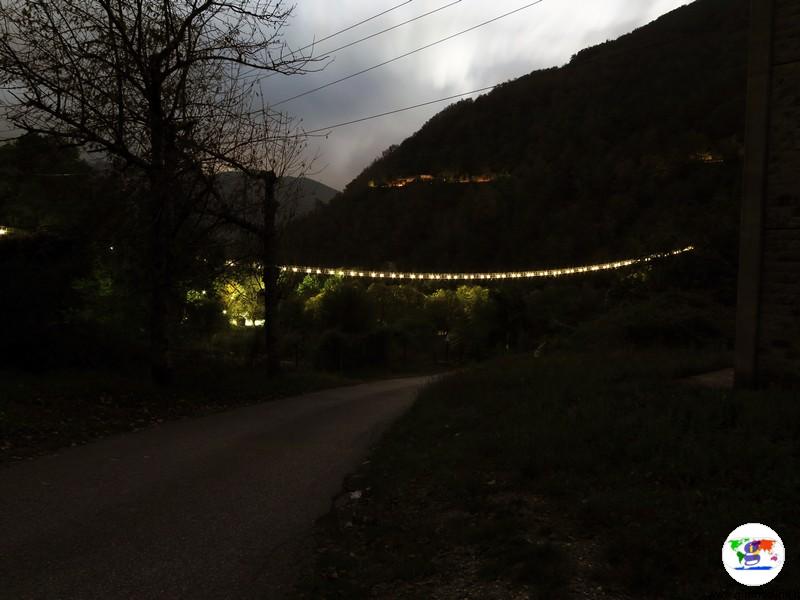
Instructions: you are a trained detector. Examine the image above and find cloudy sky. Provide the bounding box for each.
[262,0,691,190]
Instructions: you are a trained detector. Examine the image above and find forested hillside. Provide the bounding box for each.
[283,0,749,273]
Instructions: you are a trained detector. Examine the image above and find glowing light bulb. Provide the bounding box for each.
[275,246,693,283]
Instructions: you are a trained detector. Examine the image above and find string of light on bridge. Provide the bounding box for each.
[279,246,695,282]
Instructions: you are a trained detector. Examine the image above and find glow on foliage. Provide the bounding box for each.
[0,227,9,236]
[279,246,695,282]
[216,275,265,327]
[241,318,265,327]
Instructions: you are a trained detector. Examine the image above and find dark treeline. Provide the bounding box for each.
[283,0,747,276]
[0,135,225,371]
[276,255,735,373]
[1,0,747,380]
[0,133,732,379]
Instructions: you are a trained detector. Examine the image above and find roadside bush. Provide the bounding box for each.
[313,329,349,371]
[182,295,228,339]
[573,291,733,350]
[313,327,398,371]
[361,327,393,367]
[305,279,374,334]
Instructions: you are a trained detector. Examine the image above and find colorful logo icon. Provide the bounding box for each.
[722,523,785,586]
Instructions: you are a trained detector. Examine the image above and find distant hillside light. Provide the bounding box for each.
[278,246,695,282]
[0,226,9,236]
[691,152,724,164]
[379,174,497,188]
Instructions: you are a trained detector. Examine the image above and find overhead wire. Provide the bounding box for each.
[240,0,416,81]
[295,0,415,55]
[272,0,547,107]
[305,84,497,134]
[303,22,720,136]
[317,0,464,58]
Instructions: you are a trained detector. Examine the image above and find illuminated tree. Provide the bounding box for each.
[0,0,313,383]
[202,106,312,375]
[215,273,264,325]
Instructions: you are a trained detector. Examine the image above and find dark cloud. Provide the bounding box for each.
[0,1,689,189]
[260,0,689,190]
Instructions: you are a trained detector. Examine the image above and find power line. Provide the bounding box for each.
[273,0,547,107]
[253,0,462,83]
[241,1,418,81]
[305,25,723,135]
[0,172,85,176]
[296,0,415,55]
[318,0,463,57]
[305,85,497,134]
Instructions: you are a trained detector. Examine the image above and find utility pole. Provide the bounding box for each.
[261,170,280,376]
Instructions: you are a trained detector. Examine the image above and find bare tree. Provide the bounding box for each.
[201,104,311,375]
[0,0,313,383]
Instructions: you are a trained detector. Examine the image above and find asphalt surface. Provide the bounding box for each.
[0,376,433,599]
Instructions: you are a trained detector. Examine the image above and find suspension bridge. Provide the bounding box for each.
[279,245,695,282]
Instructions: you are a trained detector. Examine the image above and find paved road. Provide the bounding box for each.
[0,376,433,599]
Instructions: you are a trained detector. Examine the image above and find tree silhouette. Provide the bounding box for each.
[0,0,313,383]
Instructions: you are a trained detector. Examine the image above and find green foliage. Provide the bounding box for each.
[0,135,156,367]
[425,288,461,332]
[0,134,94,233]
[0,134,244,367]
[0,234,87,367]
[182,291,228,339]
[298,281,503,370]
[70,256,128,328]
[366,283,426,327]
[304,278,374,334]
[215,272,264,324]
[573,291,733,349]
[296,274,325,298]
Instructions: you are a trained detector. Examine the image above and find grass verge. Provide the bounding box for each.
[307,347,799,599]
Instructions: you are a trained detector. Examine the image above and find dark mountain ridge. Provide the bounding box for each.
[283,0,749,273]
[216,172,338,223]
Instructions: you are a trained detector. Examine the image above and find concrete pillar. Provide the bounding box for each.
[735,0,774,387]
[735,0,800,388]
